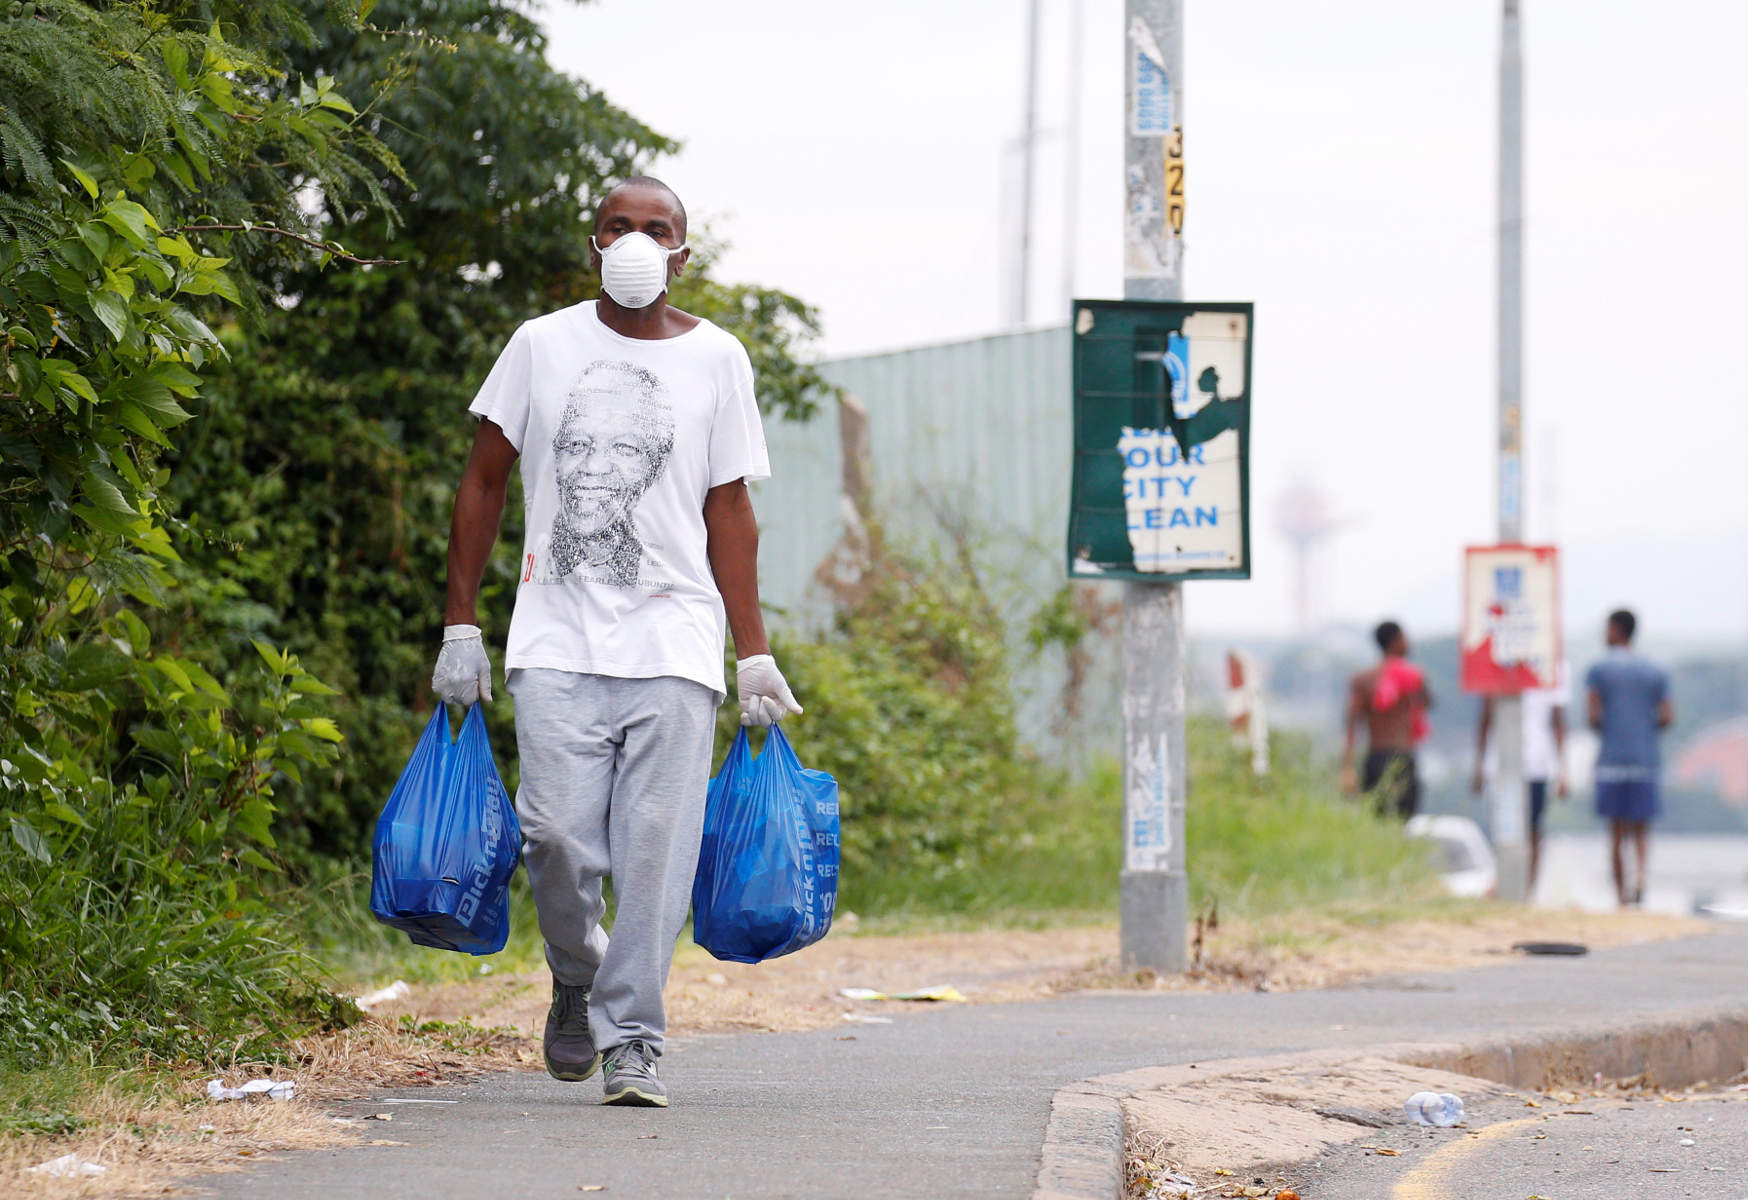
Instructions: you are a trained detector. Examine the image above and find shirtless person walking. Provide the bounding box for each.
[1342,620,1432,818]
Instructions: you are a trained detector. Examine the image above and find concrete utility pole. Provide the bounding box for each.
[1120,0,1188,972]
[1013,0,1043,327]
[1493,0,1529,902]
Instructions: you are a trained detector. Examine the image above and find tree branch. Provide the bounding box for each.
[174,224,407,266]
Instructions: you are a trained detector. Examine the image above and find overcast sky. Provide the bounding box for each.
[540,0,1748,648]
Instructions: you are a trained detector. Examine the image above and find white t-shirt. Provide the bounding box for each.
[468,301,770,698]
[1484,664,1570,783]
[1520,677,1568,781]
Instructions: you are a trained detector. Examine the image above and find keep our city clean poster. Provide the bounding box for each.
[1067,299,1253,582]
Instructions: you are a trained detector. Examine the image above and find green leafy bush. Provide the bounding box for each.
[0,646,348,1063]
[719,543,1042,905]
[0,0,394,1066]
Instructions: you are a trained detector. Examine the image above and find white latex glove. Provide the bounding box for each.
[432,624,494,706]
[736,654,802,727]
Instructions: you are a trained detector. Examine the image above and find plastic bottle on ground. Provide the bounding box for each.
[1403,1091,1465,1126]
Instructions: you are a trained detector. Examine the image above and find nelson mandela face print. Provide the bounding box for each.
[531,359,676,589]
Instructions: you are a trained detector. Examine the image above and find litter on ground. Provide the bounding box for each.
[207,1077,296,1102]
[379,1097,458,1104]
[29,1153,106,1177]
[355,980,412,1010]
[839,985,966,1003]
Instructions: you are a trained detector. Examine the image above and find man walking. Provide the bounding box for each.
[1342,621,1431,818]
[1471,667,1569,892]
[1586,609,1672,907]
[432,177,802,1107]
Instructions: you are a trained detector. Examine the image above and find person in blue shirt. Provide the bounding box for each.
[1585,609,1673,907]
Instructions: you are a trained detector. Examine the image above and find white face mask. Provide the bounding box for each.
[590,231,686,309]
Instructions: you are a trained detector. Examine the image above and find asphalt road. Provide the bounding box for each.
[194,931,1748,1200]
[1295,1088,1748,1200]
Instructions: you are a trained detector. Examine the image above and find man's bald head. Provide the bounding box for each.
[595,176,687,242]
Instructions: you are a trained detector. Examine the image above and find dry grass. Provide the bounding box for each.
[375,922,1121,1040]
[1,1085,344,1200]
[1,1018,526,1199]
[364,904,1709,1041]
[1079,905,1710,994]
[1126,1126,1200,1198]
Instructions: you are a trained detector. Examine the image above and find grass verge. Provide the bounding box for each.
[841,718,1439,930]
[0,1015,527,1197]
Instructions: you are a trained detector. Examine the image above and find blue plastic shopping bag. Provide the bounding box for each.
[370,704,520,955]
[692,724,840,965]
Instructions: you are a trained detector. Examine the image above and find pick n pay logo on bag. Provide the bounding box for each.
[455,773,507,926]
[790,800,817,942]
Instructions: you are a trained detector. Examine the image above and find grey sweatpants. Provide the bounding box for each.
[507,669,718,1054]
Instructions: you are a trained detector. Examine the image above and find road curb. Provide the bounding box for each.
[1029,1004,1748,1199]
[1034,1086,1127,1200]
[1400,1007,1748,1092]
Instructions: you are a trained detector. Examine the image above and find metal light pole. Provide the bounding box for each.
[1060,0,1084,312]
[1120,0,1188,972]
[1493,0,1529,902]
[1013,0,1044,327]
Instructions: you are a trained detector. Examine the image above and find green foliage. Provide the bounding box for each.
[0,1,400,303]
[1184,721,1438,918]
[727,542,1039,900]
[0,1063,117,1139]
[0,0,398,1066]
[809,718,1434,927]
[0,1103,86,1139]
[0,648,352,1064]
[294,858,550,988]
[164,0,836,862]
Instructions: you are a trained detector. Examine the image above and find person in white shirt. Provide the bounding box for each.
[1471,666,1569,892]
[431,177,802,1108]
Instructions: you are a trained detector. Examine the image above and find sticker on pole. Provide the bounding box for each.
[1460,544,1561,695]
[1068,300,1253,582]
[1128,16,1173,136]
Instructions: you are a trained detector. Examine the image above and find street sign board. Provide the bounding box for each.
[1068,299,1253,582]
[1460,544,1561,695]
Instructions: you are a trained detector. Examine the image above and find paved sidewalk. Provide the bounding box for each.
[203,931,1748,1200]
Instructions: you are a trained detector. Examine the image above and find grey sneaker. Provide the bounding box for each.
[543,982,601,1082]
[600,1039,667,1107]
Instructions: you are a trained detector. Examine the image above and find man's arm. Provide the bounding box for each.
[1340,678,1364,793]
[1657,698,1674,730]
[705,479,802,726]
[1587,688,1603,732]
[1551,704,1569,795]
[1472,696,1494,794]
[444,420,519,625]
[703,478,769,658]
